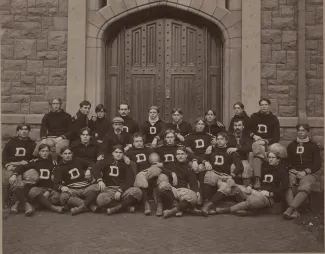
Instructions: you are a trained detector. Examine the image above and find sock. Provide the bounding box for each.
[203,184,216,201]
[229,201,249,212]
[84,190,99,207]
[291,191,309,209]
[252,158,262,178]
[285,188,294,207]
[211,191,225,205]
[14,187,27,205]
[141,188,149,203]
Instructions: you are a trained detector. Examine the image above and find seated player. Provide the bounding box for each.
[247,98,280,189]
[125,133,162,215]
[140,106,166,148]
[39,98,71,159]
[54,147,100,215]
[92,145,142,215]
[228,102,250,134]
[116,103,140,135]
[70,100,92,142]
[227,118,253,186]
[215,150,289,216]
[71,127,100,163]
[204,109,226,136]
[166,108,192,142]
[97,117,132,160]
[184,118,216,173]
[9,144,63,215]
[89,104,110,143]
[2,124,37,210]
[283,124,322,220]
[200,132,244,216]
[157,147,201,218]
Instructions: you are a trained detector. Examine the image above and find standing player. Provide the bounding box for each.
[283,124,322,219]
[228,102,250,134]
[248,98,280,189]
[39,98,71,157]
[116,103,140,135]
[9,144,63,214]
[92,145,142,215]
[200,132,244,216]
[54,147,100,215]
[157,147,201,218]
[89,104,110,143]
[204,110,226,137]
[70,100,92,142]
[166,108,192,142]
[140,106,166,148]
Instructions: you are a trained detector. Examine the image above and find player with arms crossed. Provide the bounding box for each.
[166,108,192,142]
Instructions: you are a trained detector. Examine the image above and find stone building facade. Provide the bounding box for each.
[0,0,323,145]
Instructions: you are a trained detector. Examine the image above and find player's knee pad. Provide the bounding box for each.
[23,168,39,184]
[126,187,142,201]
[96,192,112,207]
[134,172,149,188]
[204,171,219,187]
[252,141,267,159]
[217,181,232,196]
[176,188,197,205]
[268,143,287,159]
[146,166,162,180]
[156,173,169,186]
[49,191,61,205]
[10,176,24,191]
[246,194,268,209]
[242,160,253,179]
[59,192,71,206]
[297,177,315,194]
[56,139,69,152]
[158,181,172,192]
[28,187,43,200]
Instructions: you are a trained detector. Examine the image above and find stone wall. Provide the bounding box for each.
[305,0,323,117]
[1,0,68,115]
[261,0,299,117]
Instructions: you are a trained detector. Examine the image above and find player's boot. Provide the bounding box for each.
[70,203,88,216]
[127,206,135,213]
[24,202,35,216]
[283,206,294,220]
[175,211,183,217]
[10,201,19,213]
[235,209,255,216]
[50,205,63,214]
[144,201,151,215]
[215,207,230,214]
[156,202,163,217]
[290,210,300,219]
[201,202,214,217]
[163,207,179,218]
[106,204,122,215]
[89,204,99,213]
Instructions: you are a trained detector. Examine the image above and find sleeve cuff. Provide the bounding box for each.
[304,169,311,174]
[97,178,103,183]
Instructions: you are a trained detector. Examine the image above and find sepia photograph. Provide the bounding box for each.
[0,0,324,253]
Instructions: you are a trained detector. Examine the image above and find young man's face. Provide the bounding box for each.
[259,101,271,114]
[149,109,158,120]
[133,136,144,148]
[172,112,183,123]
[216,135,227,147]
[205,111,215,122]
[268,152,279,166]
[176,150,187,162]
[233,121,244,134]
[233,105,243,115]
[195,121,205,132]
[80,105,91,115]
[61,149,73,162]
[297,126,308,140]
[118,104,130,117]
[51,99,61,112]
[113,123,123,132]
[165,133,175,145]
[80,131,91,144]
[112,149,124,160]
[17,127,30,138]
[96,110,105,119]
[39,147,50,159]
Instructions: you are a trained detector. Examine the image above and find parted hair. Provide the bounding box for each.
[49,97,62,105]
[95,104,106,113]
[296,123,310,132]
[259,98,271,105]
[38,144,51,152]
[194,117,205,125]
[79,127,91,135]
[148,105,160,113]
[79,100,91,108]
[132,132,145,142]
[164,129,176,137]
[60,146,72,154]
[16,123,31,132]
[216,132,229,141]
[233,102,244,109]
[171,108,183,115]
[112,144,124,153]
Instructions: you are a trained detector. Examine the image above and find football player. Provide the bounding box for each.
[88,104,110,143]
[157,147,201,218]
[140,106,166,148]
[9,144,63,215]
[54,147,100,215]
[247,98,280,189]
[228,102,250,134]
[92,145,142,215]
[204,109,226,136]
[116,103,140,135]
[200,132,244,216]
[283,124,322,219]
[70,100,92,142]
[166,108,192,142]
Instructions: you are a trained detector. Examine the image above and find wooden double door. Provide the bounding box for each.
[106,16,222,124]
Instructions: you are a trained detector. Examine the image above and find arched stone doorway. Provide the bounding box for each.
[105,7,223,123]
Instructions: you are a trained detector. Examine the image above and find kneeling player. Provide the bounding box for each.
[200,132,244,216]
[157,147,201,218]
[215,151,289,216]
[54,147,100,215]
[9,144,63,214]
[92,145,142,215]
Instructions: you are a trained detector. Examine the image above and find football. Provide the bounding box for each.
[148,153,160,164]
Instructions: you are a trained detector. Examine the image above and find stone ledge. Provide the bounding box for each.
[279,117,324,128]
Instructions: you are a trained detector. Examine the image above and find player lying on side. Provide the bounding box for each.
[9,144,63,215]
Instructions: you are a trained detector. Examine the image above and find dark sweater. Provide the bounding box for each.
[184,132,214,159]
[204,121,226,137]
[287,139,321,174]
[166,121,193,137]
[91,157,134,192]
[40,110,73,140]
[120,116,140,135]
[89,116,110,141]
[155,142,196,165]
[71,138,100,163]
[140,119,167,143]
[125,146,153,173]
[2,137,36,167]
[70,110,91,142]
[98,130,132,156]
[227,133,253,160]
[228,111,250,135]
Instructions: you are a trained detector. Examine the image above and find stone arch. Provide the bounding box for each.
[84,0,242,125]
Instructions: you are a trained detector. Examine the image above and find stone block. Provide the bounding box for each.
[277,70,297,85]
[11,86,35,94]
[282,31,297,50]
[44,86,66,100]
[310,64,317,70]
[317,64,323,78]
[26,60,43,75]
[21,75,36,85]
[44,60,58,67]
[261,64,276,79]
[42,17,53,30]
[35,85,45,94]
[271,51,286,64]
[21,22,42,38]
[20,103,30,113]
[286,51,297,70]
[58,51,67,67]
[268,85,289,93]
[315,7,323,25]
[279,5,295,16]
[1,82,11,96]
[1,103,21,113]
[279,105,296,117]
[261,44,271,63]
[308,79,323,93]
[35,0,58,7]
[30,102,49,113]
[0,0,10,11]
[14,39,37,59]
[36,76,48,85]
[11,95,30,103]
[306,70,317,79]
[261,11,272,29]
[306,40,319,50]
[306,26,323,40]
[268,79,277,86]
[49,68,66,85]
[4,60,27,70]
[2,96,11,103]
[28,7,48,16]
[2,71,21,82]
[262,0,278,10]
[58,0,68,16]
[283,128,297,140]
[272,17,295,30]
[310,56,323,64]
[31,95,45,101]
[37,51,58,60]
[48,7,57,15]
[10,0,27,14]
[37,39,48,51]
[53,17,68,30]
[1,45,14,59]
[289,85,297,98]
[48,31,67,50]
[1,28,21,39]
[261,30,281,44]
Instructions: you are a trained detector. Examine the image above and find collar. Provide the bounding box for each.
[148,117,159,125]
[297,137,310,143]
